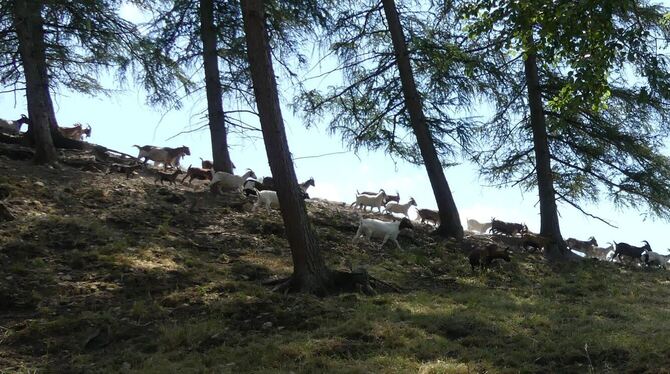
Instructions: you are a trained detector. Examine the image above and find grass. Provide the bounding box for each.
[1,157,669,373]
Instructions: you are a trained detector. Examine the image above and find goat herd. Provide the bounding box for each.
[2,117,669,274]
[0,114,91,140]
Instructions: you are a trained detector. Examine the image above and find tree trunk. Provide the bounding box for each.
[241,0,334,294]
[523,46,568,258]
[199,0,234,173]
[381,0,463,240]
[13,0,58,164]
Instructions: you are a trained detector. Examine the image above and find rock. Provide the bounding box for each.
[262,322,273,329]
[34,181,45,187]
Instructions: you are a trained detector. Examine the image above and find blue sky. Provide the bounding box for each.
[1,2,668,255]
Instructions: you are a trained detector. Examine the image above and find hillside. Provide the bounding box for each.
[1,153,669,373]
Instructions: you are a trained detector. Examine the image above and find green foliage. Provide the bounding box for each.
[460,0,670,219]
[0,0,143,95]
[295,1,483,166]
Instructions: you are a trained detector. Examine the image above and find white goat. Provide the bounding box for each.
[352,218,413,250]
[351,190,387,212]
[210,169,257,193]
[467,219,492,234]
[253,189,279,213]
[384,197,417,217]
[0,115,29,134]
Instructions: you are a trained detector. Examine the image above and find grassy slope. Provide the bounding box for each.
[0,156,669,374]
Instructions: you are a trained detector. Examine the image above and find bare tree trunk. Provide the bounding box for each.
[13,0,58,164]
[523,46,568,258]
[241,0,334,294]
[381,0,463,240]
[199,0,234,173]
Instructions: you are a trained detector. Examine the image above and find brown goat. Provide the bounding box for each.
[181,165,212,184]
[468,244,511,272]
[59,123,92,141]
[417,208,440,226]
[154,169,183,185]
[109,163,142,179]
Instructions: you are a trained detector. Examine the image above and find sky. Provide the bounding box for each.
[1,2,669,255]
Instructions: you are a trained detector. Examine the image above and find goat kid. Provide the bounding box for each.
[181,165,213,184]
[108,163,142,179]
[253,189,279,213]
[468,244,511,272]
[352,217,413,250]
[351,190,387,212]
[384,197,417,218]
[154,169,183,185]
[417,208,440,226]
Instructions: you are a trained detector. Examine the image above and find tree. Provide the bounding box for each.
[142,0,242,172]
[380,0,462,239]
[241,0,374,295]
[200,0,234,172]
[12,0,57,163]
[1,0,142,163]
[298,0,477,239]
[142,0,326,172]
[460,0,670,257]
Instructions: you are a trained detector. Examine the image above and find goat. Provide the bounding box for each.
[468,243,511,272]
[210,169,257,193]
[581,244,613,261]
[489,218,527,236]
[611,241,652,263]
[642,251,670,269]
[351,190,387,212]
[566,236,598,252]
[59,123,91,141]
[520,234,551,253]
[466,219,492,234]
[357,189,398,204]
[242,176,274,196]
[199,158,236,170]
[200,157,214,169]
[299,177,315,196]
[384,191,400,205]
[352,217,413,250]
[253,189,279,213]
[181,165,213,184]
[384,197,417,218]
[0,114,29,134]
[108,163,142,179]
[134,145,190,169]
[417,208,440,226]
[154,169,183,185]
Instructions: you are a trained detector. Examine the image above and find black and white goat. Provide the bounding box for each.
[0,114,29,134]
[611,241,652,263]
[352,217,413,250]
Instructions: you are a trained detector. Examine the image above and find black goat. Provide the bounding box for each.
[611,240,651,263]
[489,218,528,236]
